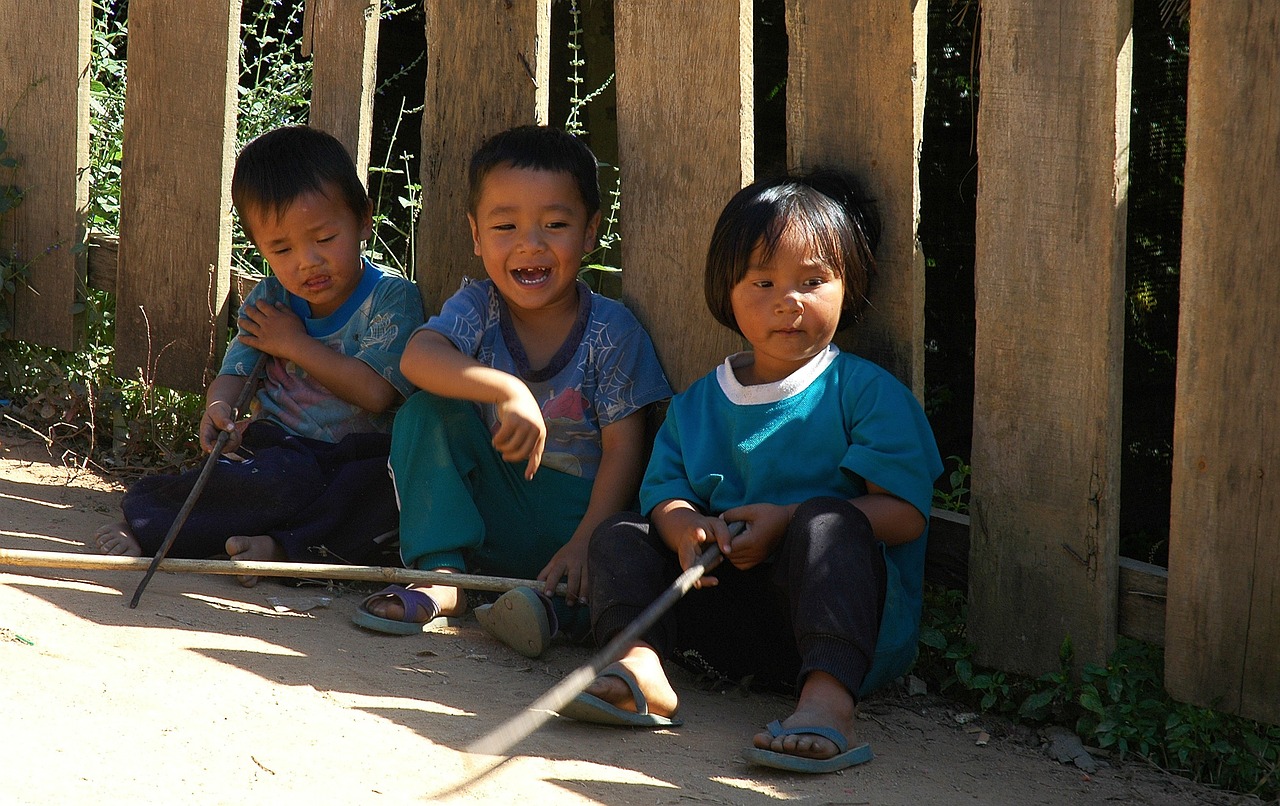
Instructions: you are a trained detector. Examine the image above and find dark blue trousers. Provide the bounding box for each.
[588,497,887,698]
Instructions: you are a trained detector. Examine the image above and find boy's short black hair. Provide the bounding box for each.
[231,126,371,241]
[704,168,881,335]
[467,125,600,216]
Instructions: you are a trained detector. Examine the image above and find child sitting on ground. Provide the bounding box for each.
[557,169,943,773]
[94,126,425,584]
[354,125,671,654]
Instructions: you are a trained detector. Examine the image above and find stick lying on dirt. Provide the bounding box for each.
[0,548,565,596]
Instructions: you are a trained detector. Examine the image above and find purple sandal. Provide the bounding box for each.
[352,585,444,635]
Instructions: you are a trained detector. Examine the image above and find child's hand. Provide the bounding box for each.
[199,400,248,456]
[537,534,589,606]
[492,385,546,480]
[719,502,794,571]
[237,301,308,362]
[652,504,732,587]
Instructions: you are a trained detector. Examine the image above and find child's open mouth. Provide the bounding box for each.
[512,267,551,286]
[303,275,331,292]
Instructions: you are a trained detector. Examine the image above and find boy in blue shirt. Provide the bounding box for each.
[95,126,424,584]
[356,126,671,653]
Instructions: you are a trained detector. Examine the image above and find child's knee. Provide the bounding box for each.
[790,497,875,547]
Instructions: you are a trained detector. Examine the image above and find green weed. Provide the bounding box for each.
[915,584,1280,800]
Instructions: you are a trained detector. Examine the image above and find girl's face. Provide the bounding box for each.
[729,223,844,385]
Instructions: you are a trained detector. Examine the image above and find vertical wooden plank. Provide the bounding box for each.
[785,0,928,394]
[116,0,241,391]
[969,1,1131,674]
[417,0,550,315]
[1165,2,1280,726]
[614,0,751,391]
[306,0,380,178]
[0,0,91,349]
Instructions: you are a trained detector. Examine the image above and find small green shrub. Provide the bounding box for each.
[915,584,1280,800]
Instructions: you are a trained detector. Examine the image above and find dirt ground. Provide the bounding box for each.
[0,426,1256,806]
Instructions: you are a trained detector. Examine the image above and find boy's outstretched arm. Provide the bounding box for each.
[401,328,545,479]
[535,409,648,604]
[238,300,399,413]
[852,480,927,546]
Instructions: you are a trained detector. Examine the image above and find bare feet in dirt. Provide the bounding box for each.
[362,577,467,620]
[94,522,142,557]
[583,644,679,719]
[752,670,857,760]
[224,535,287,587]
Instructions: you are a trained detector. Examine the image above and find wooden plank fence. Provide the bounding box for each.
[1,0,1276,726]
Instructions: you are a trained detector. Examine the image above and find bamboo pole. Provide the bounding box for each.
[0,548,565,596]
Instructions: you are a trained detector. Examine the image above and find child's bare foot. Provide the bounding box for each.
[361,579,467,620]
[94,522,142,557]
[225,535,286,587]
[582,644,678,720]
[752,670,857,760]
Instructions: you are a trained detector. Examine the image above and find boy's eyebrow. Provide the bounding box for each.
[481,202,579,216]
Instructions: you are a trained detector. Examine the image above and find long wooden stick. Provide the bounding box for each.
[0,548,566,596]
[129,352,269,609]
[442,528,741,797]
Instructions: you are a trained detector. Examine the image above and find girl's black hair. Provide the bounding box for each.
[467,125,600,216]
[704,168,881,335]
[231,126,371,241]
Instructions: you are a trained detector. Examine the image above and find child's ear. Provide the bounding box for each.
[468,213,482,256]
[583,210,602,252]
[358,199,374,241]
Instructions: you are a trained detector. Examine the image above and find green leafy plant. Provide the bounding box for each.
[914,584,1280,800]
[932,454,971,513]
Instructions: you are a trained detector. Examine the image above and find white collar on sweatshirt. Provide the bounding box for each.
[715,344,840,405]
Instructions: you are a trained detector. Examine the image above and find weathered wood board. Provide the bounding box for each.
[613,0,751,391]
[1165,1,1280,726]
[785,0,928,394]
[305,0,380,179]
[969,1,1131,674]
[115,0,241,391]
[0,0,91,350]
[417,0,551,316]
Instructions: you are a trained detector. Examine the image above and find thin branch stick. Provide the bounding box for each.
[438,528,742,798]
[129,352,269,608]
[0,548,565,597]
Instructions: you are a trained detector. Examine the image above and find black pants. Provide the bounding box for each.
[588,497,887,698]
[121,421,399,565]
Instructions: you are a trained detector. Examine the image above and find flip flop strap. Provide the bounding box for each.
[601,667,650,717]
[369,585,440,623]
[764,720,850,753]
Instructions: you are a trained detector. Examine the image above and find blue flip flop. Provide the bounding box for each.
[556,663,682,727]
[474,586,558,658]
[352,585,445,635]
[742,720,874,773]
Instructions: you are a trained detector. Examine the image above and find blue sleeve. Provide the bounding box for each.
[592,309,674,427]
[219,277,287,376]
[352,276,425,398]
[838,365,943,520]
[422,280,491,358]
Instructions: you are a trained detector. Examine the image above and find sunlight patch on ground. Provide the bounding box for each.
[183,592,311,618]
[0,491,73,509]
[711,775,801,799]
[1,529,80,545]
[1,574,119,594]
[323,690,474,716]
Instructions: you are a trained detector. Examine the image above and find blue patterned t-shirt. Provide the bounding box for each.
[221,260,425,441]
[421,278,672,479]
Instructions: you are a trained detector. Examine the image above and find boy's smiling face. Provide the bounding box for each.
[469,165,600,317]
[243,183,372,319]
